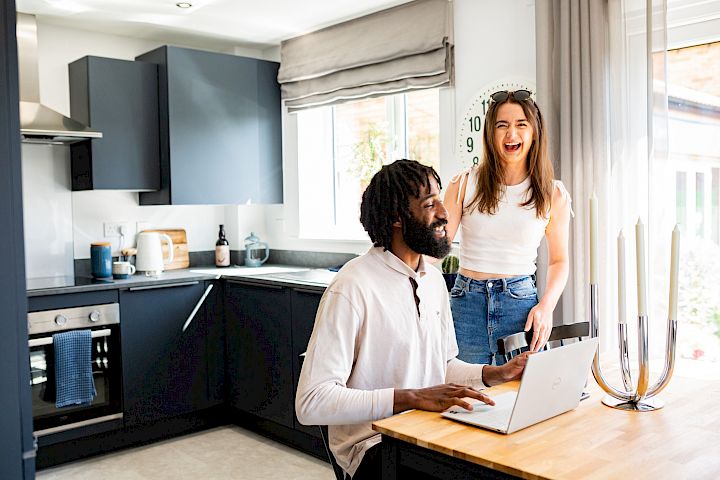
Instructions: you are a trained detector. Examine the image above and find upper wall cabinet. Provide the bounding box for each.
[135,46,283,205]
[69,56,160,191]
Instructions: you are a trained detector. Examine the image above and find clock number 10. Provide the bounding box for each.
[468,115,482,132]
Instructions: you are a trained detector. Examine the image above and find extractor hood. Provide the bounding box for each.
[17,13,102,145]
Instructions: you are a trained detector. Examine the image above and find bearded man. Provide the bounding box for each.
[296,159,529,480]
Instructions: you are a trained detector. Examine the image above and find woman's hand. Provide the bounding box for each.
[524,303,554,352]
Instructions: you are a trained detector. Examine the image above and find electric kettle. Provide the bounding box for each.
[135,231,174,275]
[243,232,269,267]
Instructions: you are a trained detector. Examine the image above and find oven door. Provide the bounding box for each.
[29,325,123,436]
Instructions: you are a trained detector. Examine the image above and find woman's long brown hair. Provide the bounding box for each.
[466,96,554,218]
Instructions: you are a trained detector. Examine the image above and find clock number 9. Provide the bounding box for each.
[468,116,482,132]
[466,137,474,153]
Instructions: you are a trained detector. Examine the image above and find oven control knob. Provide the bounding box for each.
[54,314,68,326]
[88,311,101,323]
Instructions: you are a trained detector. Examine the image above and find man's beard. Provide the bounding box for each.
[403,215,451,258]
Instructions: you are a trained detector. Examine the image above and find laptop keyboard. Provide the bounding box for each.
[444,391,517,430]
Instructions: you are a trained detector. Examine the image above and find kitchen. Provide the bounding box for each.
[3,0,720,479]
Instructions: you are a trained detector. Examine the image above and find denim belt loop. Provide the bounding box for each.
[501,278,508,291]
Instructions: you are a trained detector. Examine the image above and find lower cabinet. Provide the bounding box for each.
[290,288,324,439]
[225,280,295,428]
[120,281,214,426]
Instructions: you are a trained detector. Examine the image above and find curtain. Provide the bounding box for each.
[535,1,611,345]
[278,0,453,112]
[537,0,670,355]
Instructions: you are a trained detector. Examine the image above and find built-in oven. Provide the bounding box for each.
[28,303,123,437]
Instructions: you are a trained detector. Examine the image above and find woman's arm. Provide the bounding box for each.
[525,184,572,351]
[443,172,469,242]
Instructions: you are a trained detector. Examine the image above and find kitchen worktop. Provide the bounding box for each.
[26,265,337,297]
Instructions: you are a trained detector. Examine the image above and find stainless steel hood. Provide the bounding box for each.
[17,13,102,144]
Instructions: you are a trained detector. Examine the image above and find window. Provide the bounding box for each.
[296,89,440,240]
[664,41,720,365]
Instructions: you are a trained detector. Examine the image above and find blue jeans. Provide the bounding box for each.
[450,273,538,365]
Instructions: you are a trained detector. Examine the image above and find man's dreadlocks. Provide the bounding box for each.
[360,159,442,251]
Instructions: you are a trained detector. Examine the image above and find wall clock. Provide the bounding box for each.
[456,78,536,170]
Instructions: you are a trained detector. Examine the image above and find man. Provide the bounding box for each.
[296,159,529,479]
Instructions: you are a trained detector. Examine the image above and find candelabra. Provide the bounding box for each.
[588,214,680,411]
[589,284,677,411]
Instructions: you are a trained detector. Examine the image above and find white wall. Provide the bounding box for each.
[264,0,537,254]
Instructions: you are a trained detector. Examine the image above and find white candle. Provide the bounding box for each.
[617,230,626,325]
[668,225,680,320]
[589,193,599,284]
[636,218,647,317]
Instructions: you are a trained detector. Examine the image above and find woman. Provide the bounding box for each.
[444,89,572,365]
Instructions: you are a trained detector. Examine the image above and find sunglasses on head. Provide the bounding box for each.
[490,89,533,103]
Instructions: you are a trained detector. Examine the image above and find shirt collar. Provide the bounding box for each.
[369,247,429,281]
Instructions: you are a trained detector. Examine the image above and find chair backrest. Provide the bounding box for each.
[319,425,345,480]
[497,321,590,363]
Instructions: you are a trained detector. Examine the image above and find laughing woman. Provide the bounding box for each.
[444,90,572,365]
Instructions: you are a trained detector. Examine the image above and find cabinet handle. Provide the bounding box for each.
[129,281,200,291]
[225,279,284,290]
[182,283,215,332]
[28,328,112,347]
[294,287,324,295]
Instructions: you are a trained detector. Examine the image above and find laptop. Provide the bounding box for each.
[441,338,599,434]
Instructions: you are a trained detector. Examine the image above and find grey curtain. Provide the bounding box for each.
[535,0,611,329]
[278,0,453,112]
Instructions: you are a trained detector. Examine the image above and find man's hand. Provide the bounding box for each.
[394,384,495,414]
[481,352,531,387]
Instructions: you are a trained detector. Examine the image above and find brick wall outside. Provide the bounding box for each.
[655,41,720,97]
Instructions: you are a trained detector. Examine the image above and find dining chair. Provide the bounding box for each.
[319,425,346,480]
[496,321,591,400]
[496,321,590,362]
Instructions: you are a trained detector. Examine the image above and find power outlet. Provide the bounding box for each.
[104,222,130,237]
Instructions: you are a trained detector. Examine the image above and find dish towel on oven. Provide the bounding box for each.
[54,329,96,408]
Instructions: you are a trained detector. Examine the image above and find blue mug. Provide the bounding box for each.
[91,242,112,278]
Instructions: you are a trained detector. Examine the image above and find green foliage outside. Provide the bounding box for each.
[347,123,388,186]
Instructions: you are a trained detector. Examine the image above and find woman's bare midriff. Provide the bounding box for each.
[458,267,517,280]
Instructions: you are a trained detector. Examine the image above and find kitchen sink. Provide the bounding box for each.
[190,266,310,276]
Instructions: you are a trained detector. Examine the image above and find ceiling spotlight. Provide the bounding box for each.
[176,2,192,8]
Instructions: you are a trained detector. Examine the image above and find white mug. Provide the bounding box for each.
[112,261,136,279]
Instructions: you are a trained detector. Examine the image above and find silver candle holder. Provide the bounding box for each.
[590,284,677,411]
[588,223,680,411]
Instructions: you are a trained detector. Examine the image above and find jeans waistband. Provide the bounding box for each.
[455,273,535,293]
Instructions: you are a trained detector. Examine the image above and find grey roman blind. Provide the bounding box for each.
[278,0,453,112]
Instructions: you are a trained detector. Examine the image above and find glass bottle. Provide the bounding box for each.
[215,224,230,267]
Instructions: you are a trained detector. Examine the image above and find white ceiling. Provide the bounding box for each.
[15,0,414,51]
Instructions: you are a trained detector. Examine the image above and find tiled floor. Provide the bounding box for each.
[36,425,335,480]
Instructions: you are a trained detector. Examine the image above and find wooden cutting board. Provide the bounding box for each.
[144,229,189,270]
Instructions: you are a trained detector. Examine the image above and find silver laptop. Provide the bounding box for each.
[441,338,598,434]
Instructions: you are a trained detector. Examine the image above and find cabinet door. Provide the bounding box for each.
[290,288,324,438]
[225,281,294,428]
[120,282,208,426]
[69,56,160,191]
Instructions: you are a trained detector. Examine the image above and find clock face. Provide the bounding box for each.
[456,79,536,170]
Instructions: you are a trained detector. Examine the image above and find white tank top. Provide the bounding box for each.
[457,169,570,275]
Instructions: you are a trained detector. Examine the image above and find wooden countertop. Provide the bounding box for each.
[373,374,720,479]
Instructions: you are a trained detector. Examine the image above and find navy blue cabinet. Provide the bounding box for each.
[69,56,160,191]
[120,281,214,426]
[225,280,294,428]
[0,2,35,476]
[136,46,282,205]
[290,288,323,439]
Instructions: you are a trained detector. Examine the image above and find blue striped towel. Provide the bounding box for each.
[54,329,97,408]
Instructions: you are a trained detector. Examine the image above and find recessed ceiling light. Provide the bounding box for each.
[176,2,192,8]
